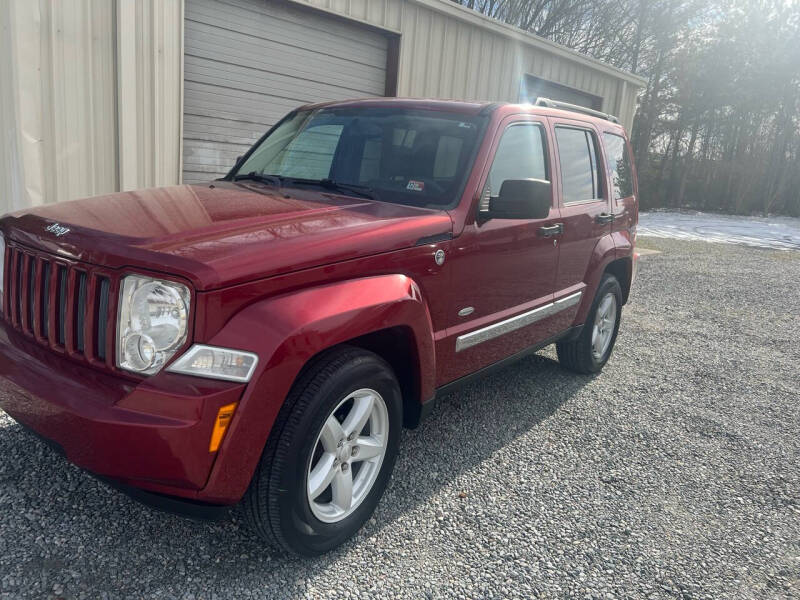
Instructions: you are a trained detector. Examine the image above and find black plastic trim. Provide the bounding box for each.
[14,420,232,521]
[99,477,233,521]
[417,324,584,423]
[415,232,453,246]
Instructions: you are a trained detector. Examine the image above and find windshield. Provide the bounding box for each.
[232,107,486,208]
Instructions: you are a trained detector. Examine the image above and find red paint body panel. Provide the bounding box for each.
[0,99,637,506]
[2,183,452,291]
[0,322,243,492]
[198,274,435,502]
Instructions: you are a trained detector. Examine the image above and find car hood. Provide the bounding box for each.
[1,182,453,290]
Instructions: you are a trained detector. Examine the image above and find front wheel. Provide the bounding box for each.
[557,274,622,374]
[242,346,402,556]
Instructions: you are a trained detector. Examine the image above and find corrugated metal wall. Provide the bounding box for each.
[0,0,643,211]
[290,0,643,128]
[0,0,118,214]
[0,0,181,214]
[116,0,183,192]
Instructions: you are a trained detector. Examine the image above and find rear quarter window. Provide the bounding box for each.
[602,133,634,200]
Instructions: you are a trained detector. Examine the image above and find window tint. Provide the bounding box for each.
[236,108,484,207]
[603,133,634,199]
[481,124,547,209]
[555,127,604,203]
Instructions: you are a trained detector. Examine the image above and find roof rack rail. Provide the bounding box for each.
[534,97,619,124]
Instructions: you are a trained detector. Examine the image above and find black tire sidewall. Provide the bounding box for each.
[274,354,402,555]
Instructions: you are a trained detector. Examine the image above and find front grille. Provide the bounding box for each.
[2,243,117,368]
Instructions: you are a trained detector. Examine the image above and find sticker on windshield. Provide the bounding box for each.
[407,180,425,192]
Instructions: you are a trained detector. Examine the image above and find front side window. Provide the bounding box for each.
[481,123,548,211]
[555,127,604,204]
[235,107,485,208]
[603,133,634,200]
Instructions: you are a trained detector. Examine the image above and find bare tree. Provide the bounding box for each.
[452,0,800,216]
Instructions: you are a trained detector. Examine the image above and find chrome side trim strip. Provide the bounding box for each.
[455,291,582,353]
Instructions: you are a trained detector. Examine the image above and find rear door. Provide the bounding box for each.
[549,118,613,312]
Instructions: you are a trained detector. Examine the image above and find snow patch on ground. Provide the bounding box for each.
[638,211,800,250]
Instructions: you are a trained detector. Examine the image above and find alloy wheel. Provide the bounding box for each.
[306,388,389,523]
[591,293,617,360]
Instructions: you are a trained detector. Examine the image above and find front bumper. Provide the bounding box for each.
[0,320,246,504]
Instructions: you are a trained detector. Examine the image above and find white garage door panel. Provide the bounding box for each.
[184,23,387,92]
[188,2,387,68]
[184,55,383,103]
[183,0,388,184]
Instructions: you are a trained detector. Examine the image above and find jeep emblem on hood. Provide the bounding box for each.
[45,223,70,237]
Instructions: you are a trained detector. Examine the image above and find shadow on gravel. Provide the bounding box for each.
[379,352,592,520]
[0,352,592,595]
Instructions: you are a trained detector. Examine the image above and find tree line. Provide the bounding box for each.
[452,0,800,216]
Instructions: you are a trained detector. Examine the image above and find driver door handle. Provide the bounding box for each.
[539,223,564,237]
[596,212,615,224]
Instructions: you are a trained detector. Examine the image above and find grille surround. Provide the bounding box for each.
[2,242,118,369]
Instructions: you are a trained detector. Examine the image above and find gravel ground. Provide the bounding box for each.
[1,238,798,599]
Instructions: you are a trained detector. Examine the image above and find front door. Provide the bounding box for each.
[439,117,562,384]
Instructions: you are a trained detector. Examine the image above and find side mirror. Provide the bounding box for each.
[488,179,552,220]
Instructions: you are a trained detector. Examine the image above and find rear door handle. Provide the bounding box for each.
[539,223,564,237]
[596,213,615,224]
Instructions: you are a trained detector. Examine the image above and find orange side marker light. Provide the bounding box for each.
[209,402,238,452]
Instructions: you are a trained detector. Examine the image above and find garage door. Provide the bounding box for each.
[182,0,388,183]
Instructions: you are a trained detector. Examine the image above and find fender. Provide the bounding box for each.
[198,274,435,503]
[574,234,618,324]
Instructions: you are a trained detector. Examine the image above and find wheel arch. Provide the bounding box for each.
[603,256,633,304]
[343,326,426,429]
[197,274,435,503]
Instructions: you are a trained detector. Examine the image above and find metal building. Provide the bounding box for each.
[0,0,646,213]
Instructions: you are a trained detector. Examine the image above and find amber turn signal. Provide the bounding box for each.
[209,402,238,452]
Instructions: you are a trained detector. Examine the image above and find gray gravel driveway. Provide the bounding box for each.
[1,238,798,599]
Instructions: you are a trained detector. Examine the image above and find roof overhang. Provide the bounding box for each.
[411,0,648,88]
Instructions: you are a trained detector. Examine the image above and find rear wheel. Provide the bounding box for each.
[557,274,622,374]
[242,346,402,556]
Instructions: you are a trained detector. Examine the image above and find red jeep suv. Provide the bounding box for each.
[0,98,637,555]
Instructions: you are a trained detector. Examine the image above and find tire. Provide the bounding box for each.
[557,273,623,374]
[242,346,403,556]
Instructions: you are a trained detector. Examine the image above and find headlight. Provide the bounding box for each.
[117,275,190,375]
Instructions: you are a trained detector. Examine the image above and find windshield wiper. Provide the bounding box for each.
[233,171,283,188]
[290,178,377,200]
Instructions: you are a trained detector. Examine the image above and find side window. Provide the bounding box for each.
[555,127,604,204]
[481,123,548,211]
[602,133,634,200]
